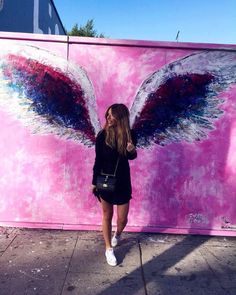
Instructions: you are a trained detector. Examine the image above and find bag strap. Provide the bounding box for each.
[113,157,120,176]
[101,157,120,177]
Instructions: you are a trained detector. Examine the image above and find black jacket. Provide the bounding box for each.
[92,129,137,204]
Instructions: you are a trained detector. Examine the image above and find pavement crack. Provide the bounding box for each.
[0,233,18,258]
[199,248,229,293]
[60,232,79,295]
[138,239,148,295]
[203,246,233,272]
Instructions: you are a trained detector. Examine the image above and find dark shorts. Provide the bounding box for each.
[98,192,131,205]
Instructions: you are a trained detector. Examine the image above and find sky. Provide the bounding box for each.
[53,0,236,44]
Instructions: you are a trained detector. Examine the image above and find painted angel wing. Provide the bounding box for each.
[0,42,100,146]
[130,51,236,147]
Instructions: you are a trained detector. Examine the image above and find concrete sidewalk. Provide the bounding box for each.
[0,227,235,295]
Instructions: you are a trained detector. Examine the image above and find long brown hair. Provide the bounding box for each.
[104,104,132,156]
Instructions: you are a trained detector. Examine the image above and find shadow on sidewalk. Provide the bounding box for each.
[0,229,235,295]
[95,233,233,295]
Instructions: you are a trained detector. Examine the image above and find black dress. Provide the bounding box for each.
[92,129,137,205]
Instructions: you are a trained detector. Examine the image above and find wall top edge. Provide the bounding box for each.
[0,31,236,51]
[0,31,67,42]
[69,36,236,50]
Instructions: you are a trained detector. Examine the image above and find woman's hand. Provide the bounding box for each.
[127,142,136,153]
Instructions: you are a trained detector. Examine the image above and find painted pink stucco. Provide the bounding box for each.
[0,32,236,236]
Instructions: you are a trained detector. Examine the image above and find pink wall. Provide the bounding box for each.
[0,32,236,236]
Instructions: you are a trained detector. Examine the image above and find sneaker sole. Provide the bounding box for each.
[106,260,117,266]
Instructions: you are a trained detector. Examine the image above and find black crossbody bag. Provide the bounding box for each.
[96,158,120,193]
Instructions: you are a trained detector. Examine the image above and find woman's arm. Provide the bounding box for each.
[126,130,137,160]
[92,131,104,185]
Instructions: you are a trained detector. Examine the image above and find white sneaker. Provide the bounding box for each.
[111,232,121,247]
[105,248,117,266]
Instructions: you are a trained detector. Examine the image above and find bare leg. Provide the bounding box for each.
[101,198,113,249]
[116,202,129,235]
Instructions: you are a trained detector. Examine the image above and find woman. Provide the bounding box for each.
[92,103,137,266]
